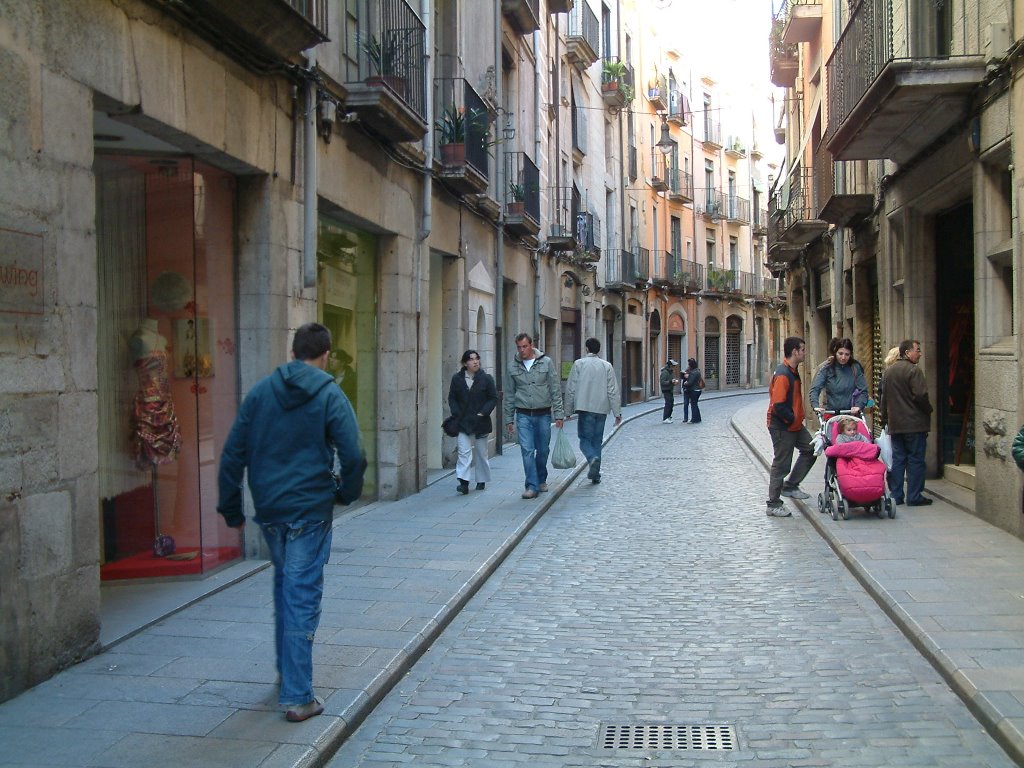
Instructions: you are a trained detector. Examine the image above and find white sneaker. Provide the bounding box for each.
[766,505,792,517]
[663,417,673,424]
[781,488,810,500]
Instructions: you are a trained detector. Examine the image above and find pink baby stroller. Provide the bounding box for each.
[814,411,894,521]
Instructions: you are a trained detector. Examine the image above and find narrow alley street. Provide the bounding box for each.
[328,395,1015,767]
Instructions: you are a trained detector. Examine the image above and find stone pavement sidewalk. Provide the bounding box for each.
[0,389,742,768]
[732,401,1024,767]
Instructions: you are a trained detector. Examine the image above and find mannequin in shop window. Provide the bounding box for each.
[129,318,182,469]
[328,348,357,412]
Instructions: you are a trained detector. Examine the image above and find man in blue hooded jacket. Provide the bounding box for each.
[218,323,365,722]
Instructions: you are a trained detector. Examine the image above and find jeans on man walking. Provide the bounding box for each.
[576,411,607,464]
[260,519,333,706]
[662,391,674,421]
[516,411,552,492]
[683,389,701,422]
[888,431,927,503]
[767,426,817,503]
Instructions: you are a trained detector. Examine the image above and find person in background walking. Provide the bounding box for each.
[503,332,564,499]
[660,359,679,423]
[447,349,497,494]
[808,337,868,416]
[564,337,622,484]
[765,336,817,517]
[681,357,703,423]
[217,323,366,722]
[880,339,933,506]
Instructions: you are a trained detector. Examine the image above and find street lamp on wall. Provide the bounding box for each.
[656,113,674,155]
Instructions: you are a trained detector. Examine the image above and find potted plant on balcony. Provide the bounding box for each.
[601,59,627,92]
[507,181,526,216]
[436,102,469,166]
[769,17,798,88]
[361,32,407,93]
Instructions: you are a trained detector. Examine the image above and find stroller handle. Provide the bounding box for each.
[814,407,861,417]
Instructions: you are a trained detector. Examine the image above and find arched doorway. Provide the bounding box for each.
[726,314,742,387]
[704,315,720,389]
[649,308,662,397]
[667,312,685,376]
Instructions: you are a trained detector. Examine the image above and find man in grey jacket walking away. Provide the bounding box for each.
[565,338,622,483]
[504,333,564,499]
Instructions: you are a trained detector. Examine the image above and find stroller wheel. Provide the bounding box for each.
[817,492,826,514]
[885,497,895,519]
[838,500,849,520]
[829,497,839,521]
[876,503,885,519]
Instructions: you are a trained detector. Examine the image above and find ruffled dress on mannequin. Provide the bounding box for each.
[129,319,182,467]
[129,319,182,557]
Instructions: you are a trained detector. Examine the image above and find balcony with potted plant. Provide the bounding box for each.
[647,72,668,111]
[601,58,633,110]
[345,0,427,143]
[505,152,540,239]
[769,16,798,88]
[434,78,490,196]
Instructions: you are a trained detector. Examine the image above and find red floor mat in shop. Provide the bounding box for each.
[100,547,241,580]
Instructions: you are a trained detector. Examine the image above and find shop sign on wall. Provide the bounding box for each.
[0,226,45,316]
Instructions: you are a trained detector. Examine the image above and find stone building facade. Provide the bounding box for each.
[0,0,782,701]
[769,0,1023,537]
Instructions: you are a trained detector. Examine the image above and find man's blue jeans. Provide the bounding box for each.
[515,411,551,492]
[260,519,333,706]
[576,411,607,464]
[888,431,928,503]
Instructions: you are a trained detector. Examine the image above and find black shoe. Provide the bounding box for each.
[907,497,933,506]
[587,457,601,482]
[476,483,485,491]
[690,419,701,423]
[457,479,469,495]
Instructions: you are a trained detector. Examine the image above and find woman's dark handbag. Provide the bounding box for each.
[442,415,460,437]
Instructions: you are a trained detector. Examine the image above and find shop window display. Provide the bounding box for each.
[96,154,240,579]
[318,214,377,497]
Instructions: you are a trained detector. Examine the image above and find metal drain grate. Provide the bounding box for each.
[599,724,737,751]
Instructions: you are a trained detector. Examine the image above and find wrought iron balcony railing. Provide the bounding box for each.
[606,250,645,286]
[695,188,725,219]
[725,195,750,224]
[647,73,668,110]
[675,259,704,292]
[825,0,986,161]
[566,2,600,68]
[505,152,540,235]
[652,250,677,283]
[434,77,489,179]
[650,151,668,191]
[668,168,694,201]
[702,117,722,147]
[667,89,689,125]
[348,0,427,121]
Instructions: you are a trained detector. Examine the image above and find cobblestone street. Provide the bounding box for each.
[328,395,1015,767]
